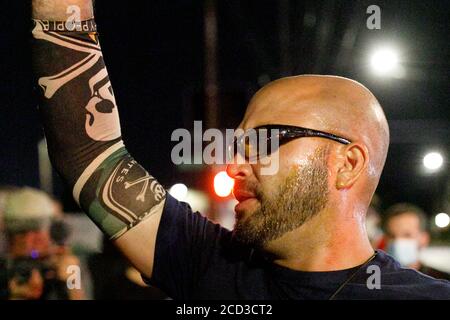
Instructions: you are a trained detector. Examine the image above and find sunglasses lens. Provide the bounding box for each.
[228,128,280,161]
[228,135,256,161]
[244,138,253,159]
[226,138,237,160]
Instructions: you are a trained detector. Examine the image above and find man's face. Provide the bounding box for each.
[10,230,51,258]
[386,213,427,247]
[227,92,333,247]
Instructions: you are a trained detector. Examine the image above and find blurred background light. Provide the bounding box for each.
[184,189,209,213]
[370,47,399,76]
[169,183,188,201]
[435,212,450,228]
[423,152,444,171]
[214,171,234,197]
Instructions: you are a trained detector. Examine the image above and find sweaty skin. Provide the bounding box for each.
[228,75,390,271]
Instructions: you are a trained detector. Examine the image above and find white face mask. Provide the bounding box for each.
[387,238,419,266]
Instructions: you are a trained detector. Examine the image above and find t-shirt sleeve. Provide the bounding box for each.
[145,194,233,299]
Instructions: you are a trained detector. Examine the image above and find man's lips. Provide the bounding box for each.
[232,188,258,215]
[233,189,257,203]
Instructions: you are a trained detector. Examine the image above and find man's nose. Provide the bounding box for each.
[226,161,253,180]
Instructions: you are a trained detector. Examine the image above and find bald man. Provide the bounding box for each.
[31,0,450,299]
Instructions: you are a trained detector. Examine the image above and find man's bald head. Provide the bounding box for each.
[241,75,389,192]
[229,74,389,253]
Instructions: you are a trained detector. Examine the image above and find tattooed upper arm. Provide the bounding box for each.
[32,19,166,242]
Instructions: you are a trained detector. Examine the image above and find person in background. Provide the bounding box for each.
[2,187,85,299]
[0,186,20,298]
[0,186,20,259]
[384,203,450,280]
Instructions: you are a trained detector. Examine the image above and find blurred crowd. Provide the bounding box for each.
[367,197,450,280]
[0,186,167,300]
[0,186,448,300]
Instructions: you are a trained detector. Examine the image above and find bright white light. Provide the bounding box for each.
[214,171,234,198]
[370,48,399,75]
[423,152,444,171]
[435,213,450,228]
[169,183,188,201]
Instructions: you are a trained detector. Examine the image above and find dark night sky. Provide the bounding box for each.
[0,0,449,217]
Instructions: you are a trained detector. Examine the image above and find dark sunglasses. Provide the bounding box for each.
[227,124,352,161]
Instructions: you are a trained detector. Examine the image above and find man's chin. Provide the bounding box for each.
[234,198,260,221]
[232,213,262,247]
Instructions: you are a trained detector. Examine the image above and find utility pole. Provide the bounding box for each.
[204,0,219,129]
[279,0,291,76]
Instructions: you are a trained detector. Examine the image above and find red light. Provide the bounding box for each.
[214,171,234,197]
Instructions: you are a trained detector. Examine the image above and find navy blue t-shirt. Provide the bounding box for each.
[146,194,450,300]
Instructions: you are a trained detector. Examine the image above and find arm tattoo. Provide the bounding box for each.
[32,19,166,239]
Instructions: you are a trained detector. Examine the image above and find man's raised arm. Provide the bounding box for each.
[32,0,164,278]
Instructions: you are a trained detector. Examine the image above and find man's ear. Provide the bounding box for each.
[335,143,369,189]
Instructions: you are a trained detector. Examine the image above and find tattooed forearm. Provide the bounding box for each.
[32,19,166,239]
[76,147,166,239]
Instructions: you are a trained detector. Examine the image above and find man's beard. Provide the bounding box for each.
[233,147,330,247]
